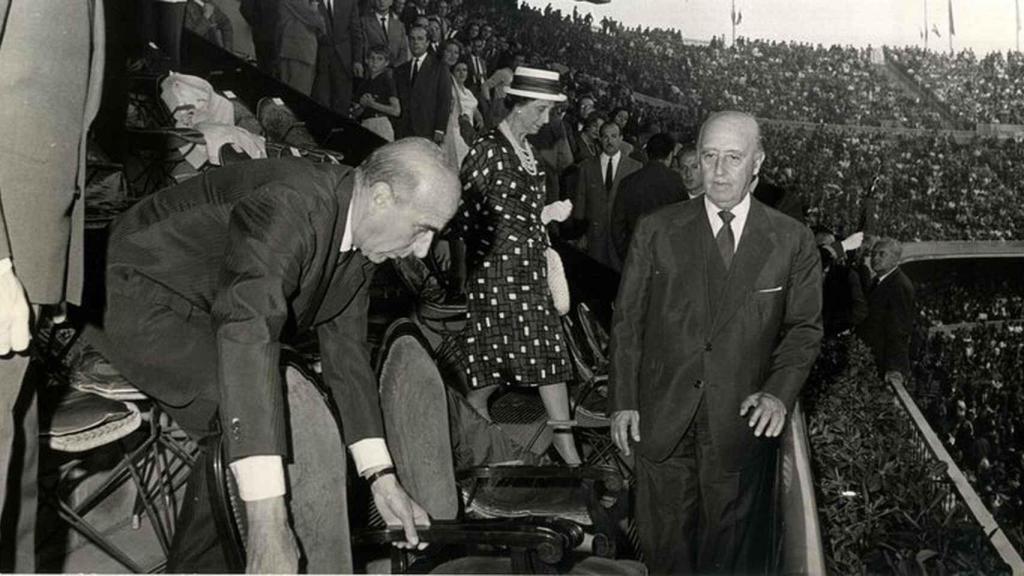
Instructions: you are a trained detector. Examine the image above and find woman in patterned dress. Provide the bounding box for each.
[455,67,580,465]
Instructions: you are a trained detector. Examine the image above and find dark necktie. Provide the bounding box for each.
[716,210,735,270]
[604,156,614,192]
[380,16,388,36]
[411,57,420,84]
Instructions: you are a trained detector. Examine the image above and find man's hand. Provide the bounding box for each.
[541,200,573,224]
[610,410,640,456]
[0,265,32,355]
[432,239,451,271]
[354,62,365,78]
[841,231,864,252]
[244,497,300,574]
[370,474,430,550]
[359,92,375,107]
[884,370,905,386]
[203,2,216,19]
[739,392,788,438]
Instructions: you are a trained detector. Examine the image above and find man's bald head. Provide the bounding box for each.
[352,138,460,262]
[697,111,765,210]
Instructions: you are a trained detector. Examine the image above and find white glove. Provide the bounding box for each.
[541,200,573,224]
[841,231,864,252]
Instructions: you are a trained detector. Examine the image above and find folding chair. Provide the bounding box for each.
[371,319,640,569]
[37,334,196,573]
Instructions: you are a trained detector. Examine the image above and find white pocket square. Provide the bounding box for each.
[756,286,783,293]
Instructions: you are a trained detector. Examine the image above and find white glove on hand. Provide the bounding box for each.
[541,200,573,224]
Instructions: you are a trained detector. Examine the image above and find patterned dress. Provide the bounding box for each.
[455,129,571,389]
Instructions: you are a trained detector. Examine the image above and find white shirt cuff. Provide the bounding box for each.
[350,437,393,476]
[230,455,287,501]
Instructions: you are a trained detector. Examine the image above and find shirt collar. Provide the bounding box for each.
[340,196,355,252]
[877,266,898,284]
[599,150,621,162]
[704,190,752,244]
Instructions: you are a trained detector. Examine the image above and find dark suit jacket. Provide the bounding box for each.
[753,179,805,224]
[572,152,642,270]
[360,11,410,67]
[395,52,452,139]
[106,159,380,461]
[276,0,324,66]
[314,0,363,110]
[857,267,915,376]
[610,198,822,470]
[0,0,103,306]
[610,162,685,261]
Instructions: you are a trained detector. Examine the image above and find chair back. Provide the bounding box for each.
[377,319,460,520]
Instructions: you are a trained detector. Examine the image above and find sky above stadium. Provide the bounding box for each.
[523,0,1022,55]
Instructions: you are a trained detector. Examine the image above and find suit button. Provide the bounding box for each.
[230,418,242,440]
[694,379,704,389]
[704,342,713,352]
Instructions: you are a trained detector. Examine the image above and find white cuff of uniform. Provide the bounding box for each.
[350,437,393,476]
[230,455,286,501]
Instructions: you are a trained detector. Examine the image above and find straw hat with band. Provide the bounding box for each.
[506,66,567,102]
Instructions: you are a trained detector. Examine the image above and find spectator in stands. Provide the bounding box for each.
[858,238,916,384]
[818,236,868,337]
[141,0,188,69]
[353,45,401,141]
[572,120,642,270]
[274,0,325,96]
[240,0,279,73]
[186,0,235,52]
[0,3,103,570]
[673,142,703,199]
[482,50,524,127]
[399,0,426,29]
[611,106,636,156]
[610,111,822,575]
[360,0,410,68]
[453,67,582,466]
[465,36,489,94]
[610,133,685,261]
[439,40,471,166]
[313,0,364,115]
[426,15,443,54]
[89,139,454,572]
[574,113,604,162]
[452,58,484,138]
[395,25,452,143]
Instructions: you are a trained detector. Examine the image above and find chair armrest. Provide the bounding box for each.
[353,517,579,565]
[457,465,624,494]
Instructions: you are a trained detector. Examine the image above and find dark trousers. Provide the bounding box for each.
[86,275,229,572]
[635,400,775,575]
[139,0,187,69]
[313,49,354,115]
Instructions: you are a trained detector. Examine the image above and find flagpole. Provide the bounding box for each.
[948,0,953,54]
[925,0,933,49]
[731,0,736,46]
[1017,0,1021,52]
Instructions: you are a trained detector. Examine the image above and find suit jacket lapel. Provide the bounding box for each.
[710,200,775,337]
[673,201,713,337]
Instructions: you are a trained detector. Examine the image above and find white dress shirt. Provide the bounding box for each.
[230,199,394,501]
[704,191,752,251]
[598,151,622,187]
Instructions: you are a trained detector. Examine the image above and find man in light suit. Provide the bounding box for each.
[313,0,364,114]
[360,0,410,68]
[394,25,451,143]
[610,111,822,575]
[0,0,104,570]
[90,139,456,572]
[572,121,642,271]
[275,0,325,95]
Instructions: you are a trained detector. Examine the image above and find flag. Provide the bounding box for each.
[948,0,955,36]
[932,23,941,38]
[735,10,742,25]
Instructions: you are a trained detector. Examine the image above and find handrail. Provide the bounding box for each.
[889,379,1024,574]
[778,402,827,576]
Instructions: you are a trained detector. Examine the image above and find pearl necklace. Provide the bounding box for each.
[498,120,538,175]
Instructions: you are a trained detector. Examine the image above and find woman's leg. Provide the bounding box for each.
[466,383,498,421]
[538,382,582,465]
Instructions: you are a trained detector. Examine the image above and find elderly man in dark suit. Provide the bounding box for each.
[857,237,915,384]
[313,0,364,114]
[610,111,822,575]
[360,0,410,67]
[395,25,451,143]
[572,120,642,271]
[610,132,685,261]
[92,139,458,573]
[0,1,103,570]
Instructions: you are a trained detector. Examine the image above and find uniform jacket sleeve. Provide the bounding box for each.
[608,213,655,412]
